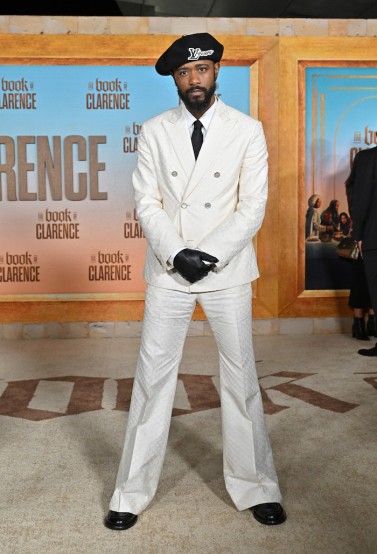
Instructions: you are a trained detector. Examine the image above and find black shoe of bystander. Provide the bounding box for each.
[358,343,377,357]
[352,317,370,341]
[366,315,377,338]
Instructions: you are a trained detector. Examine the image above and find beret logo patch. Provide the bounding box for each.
[187,48,215,61]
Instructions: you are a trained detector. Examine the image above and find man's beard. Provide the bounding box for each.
[177,82,216,112]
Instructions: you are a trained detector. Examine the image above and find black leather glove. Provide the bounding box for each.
[173,248,219,284]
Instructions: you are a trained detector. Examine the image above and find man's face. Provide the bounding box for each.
[173,60,219,113]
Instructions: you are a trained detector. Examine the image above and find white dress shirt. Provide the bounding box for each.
[184,97,217,140]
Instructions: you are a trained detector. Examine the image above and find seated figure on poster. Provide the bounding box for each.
[339,212,351,237]
[320,199,340,240]
[305,194,322,240]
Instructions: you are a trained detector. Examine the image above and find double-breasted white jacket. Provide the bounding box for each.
[132,97,268,292]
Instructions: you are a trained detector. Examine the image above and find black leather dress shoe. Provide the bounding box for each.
[358,343,377,357]
[104,510,138,530]
[251,503,287,525]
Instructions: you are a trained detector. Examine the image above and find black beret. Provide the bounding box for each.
[155,33,224,76]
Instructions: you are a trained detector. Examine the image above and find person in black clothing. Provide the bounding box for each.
[348,148,377,354]
[345,161,376,341]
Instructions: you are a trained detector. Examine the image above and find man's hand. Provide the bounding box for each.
[173,249,219,283]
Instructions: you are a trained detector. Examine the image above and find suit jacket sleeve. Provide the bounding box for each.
[197,121,268,270]
[352,150,375,242]
[132,124,187,268]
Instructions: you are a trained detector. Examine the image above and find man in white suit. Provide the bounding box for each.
[105,33,286,530]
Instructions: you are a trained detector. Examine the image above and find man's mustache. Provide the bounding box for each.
[186,86,207,94]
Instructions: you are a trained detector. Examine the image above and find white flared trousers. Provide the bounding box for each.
[109,284,282,514]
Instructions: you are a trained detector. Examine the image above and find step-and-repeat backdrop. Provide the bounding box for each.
[0,65,249,297]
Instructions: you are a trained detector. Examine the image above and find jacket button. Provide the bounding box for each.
[171,171,178,177]
[205,203,211,209]
[214,172,220,178]
[181,202,188,209]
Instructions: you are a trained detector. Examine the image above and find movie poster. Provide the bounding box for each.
[305,66,377,290]
[0,65,250,297]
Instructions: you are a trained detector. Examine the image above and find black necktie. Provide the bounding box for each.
[191,120,203,160]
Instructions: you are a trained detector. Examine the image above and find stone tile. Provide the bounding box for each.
[203,321,213,336]
[42,16,78,34]
[9,16,44,34]
[207,18,247,35]
[252,319,279,336]
[341,317,353,334]
[366,20,377,37]
[28,380,73,413]
[246,18,279,36]
[328,19,348,37]
[109,16,149,35]
[279,318,314,335]
[187,321,204,336]
[66,323,89,339]
[294,18,328,36]
[114,321,143,338]
[147,17,172,34]
[0,318,357,340]
[173,379,191,410]
[77,17,109,35]
[313,317,352,334]
[89,322,115,338]
[0,16,10,33]
[3,323,24,340]
[170,17,208,35]
[45,322,69,339]
[347,19,367,37]
[278,18,295,36]
[22,323,45,340]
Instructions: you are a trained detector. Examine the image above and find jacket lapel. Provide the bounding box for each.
[162,103,195,180]
[183,99,236,201]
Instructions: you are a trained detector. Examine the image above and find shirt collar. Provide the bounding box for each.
[183,97,217,133]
